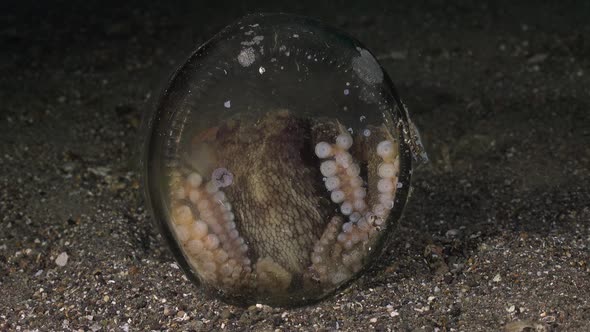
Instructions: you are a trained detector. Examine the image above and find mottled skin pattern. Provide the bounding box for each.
[204,110,332,274]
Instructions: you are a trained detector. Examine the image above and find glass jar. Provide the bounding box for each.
[141,13,426,307]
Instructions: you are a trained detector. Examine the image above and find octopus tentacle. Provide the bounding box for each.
[316,130,368,219]
[308,216,344,283]
[169,170,251,289]
[373,138,400,220]
[309,125,400,285]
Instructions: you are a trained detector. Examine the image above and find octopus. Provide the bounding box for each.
[167,110,402,304]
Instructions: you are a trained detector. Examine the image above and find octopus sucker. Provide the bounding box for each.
[166,110,403,299]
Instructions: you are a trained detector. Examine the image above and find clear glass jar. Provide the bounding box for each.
[141,13,426,307]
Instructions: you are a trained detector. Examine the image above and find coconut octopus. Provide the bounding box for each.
[167,110,401,303]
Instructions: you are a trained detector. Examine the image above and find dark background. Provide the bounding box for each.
[1,1,589,330]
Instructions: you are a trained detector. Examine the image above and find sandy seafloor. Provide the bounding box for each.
[1,0,589,331]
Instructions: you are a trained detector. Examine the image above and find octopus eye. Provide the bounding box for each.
[142,13,425,307]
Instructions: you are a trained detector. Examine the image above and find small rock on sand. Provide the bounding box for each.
[55,252,69,267]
